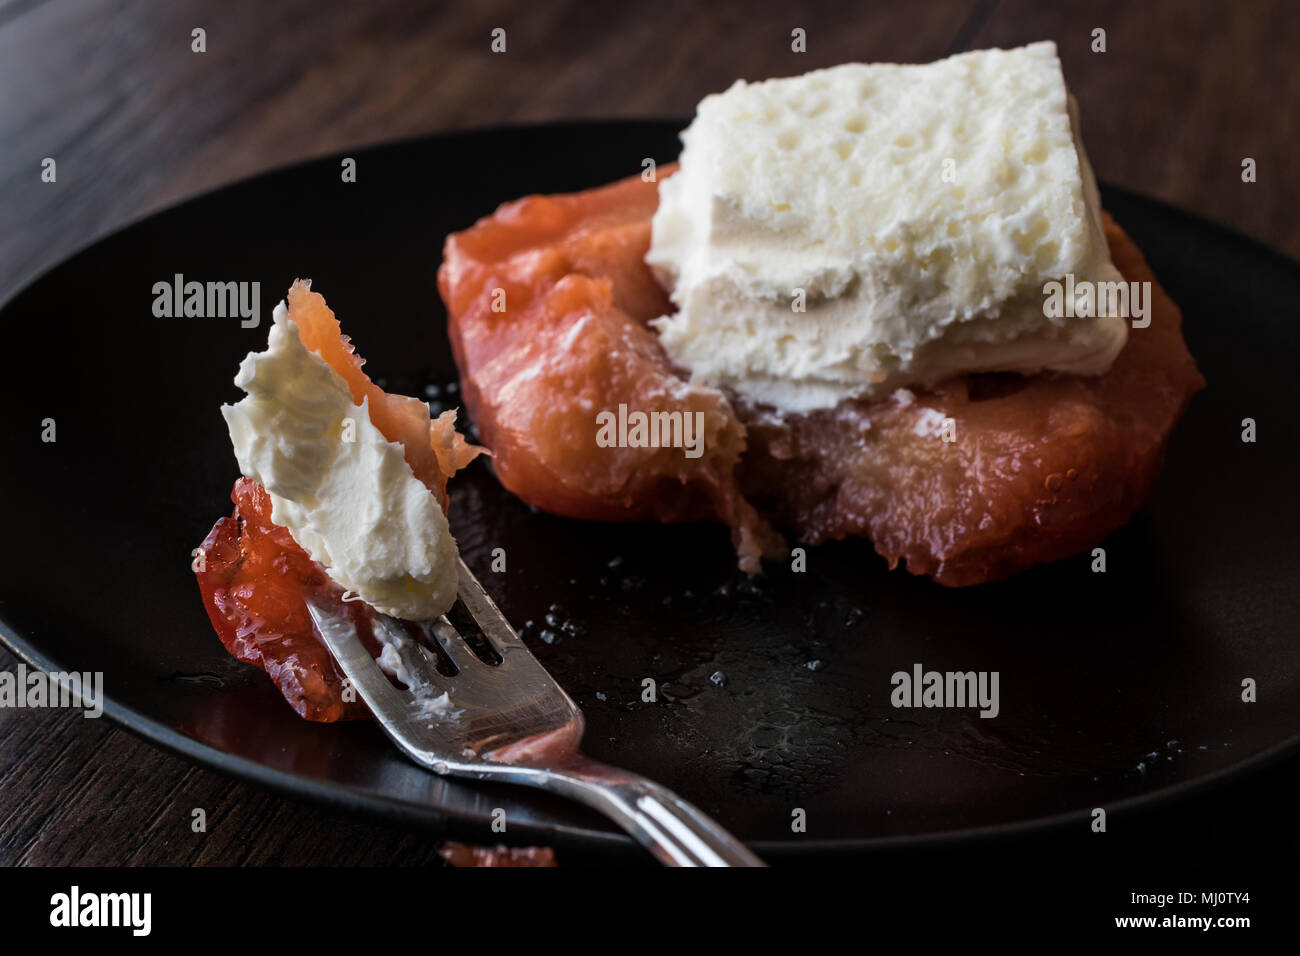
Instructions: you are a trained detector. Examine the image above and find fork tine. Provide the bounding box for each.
[454,556,530,655]
[370,613,451,693]
[423,615,476,668]
[305,597,416,715]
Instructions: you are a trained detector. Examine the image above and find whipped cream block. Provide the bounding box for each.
[222,304,458,621]
[647,42,1127,413]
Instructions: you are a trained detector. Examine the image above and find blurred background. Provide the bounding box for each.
[0,0,1296,866]
[2,0,1298,305]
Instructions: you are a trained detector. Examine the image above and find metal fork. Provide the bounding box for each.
[305,556,764,867]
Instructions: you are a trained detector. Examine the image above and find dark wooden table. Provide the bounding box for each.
[2,0,1297,866]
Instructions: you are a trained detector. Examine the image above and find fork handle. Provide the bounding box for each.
[537,761,766,867]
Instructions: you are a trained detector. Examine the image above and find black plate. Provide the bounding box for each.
[2,122,1297,857]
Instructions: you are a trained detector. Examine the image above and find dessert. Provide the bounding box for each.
[438,43,1203,584]
[647,43,1126,412]
[195,281,479,719]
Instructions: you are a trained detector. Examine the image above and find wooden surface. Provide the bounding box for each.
[1,0,1297,866]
